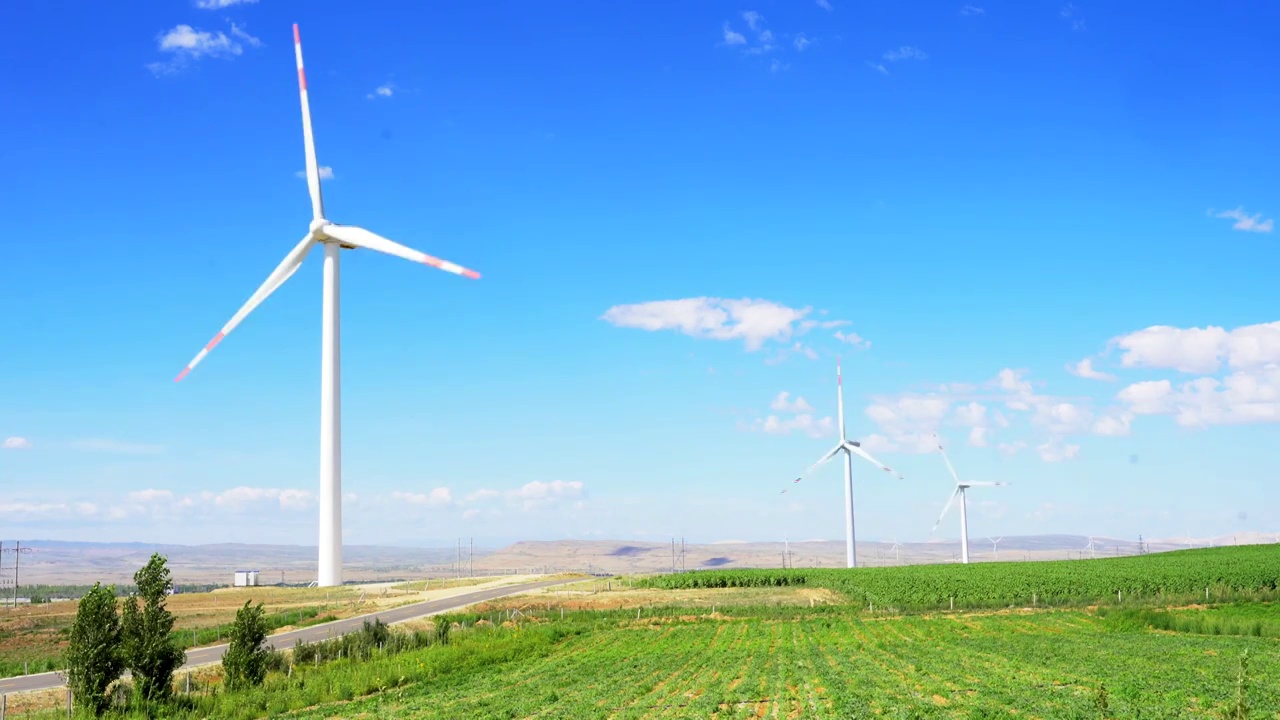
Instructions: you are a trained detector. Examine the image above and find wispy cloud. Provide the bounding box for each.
[194,0,258,8]
[960,4,985,15]
[366,83,395,100]
[147,24,256,76]
[816,0,834,9]
[462,481,586,513]
[722,23,747,45]
[228,22,262,48]
[2,437,31,450]
[1060,3,1086,31]
[1066,357,1116,381]
[883,46,928,62]
[1210,207,1274,233]
[793,33,811,51]
[602,297,862,356]
[295,166,335,180]
[69,439,164,455]
[391,488,453,507]
[869,46,927,75]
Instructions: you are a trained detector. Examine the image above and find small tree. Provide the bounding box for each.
[65,583,125,716]
[121,553,186,703]
[222,600,270,690]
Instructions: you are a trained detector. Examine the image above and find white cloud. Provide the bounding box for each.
[816,0,834,9]
[867,61,889,75]
[1211,207,1274,233]
[1108,322,1280,375]
[1036,440,1080,463]
[749,413,836,439]
[228,22,262,48]
[215,486,315,511]
[0,502,100,520]
[392,488,453,507]
[833,330,870,349]
[69,439,163,455]
[794,33,811,51]
[743,11,763,31]
[1067,357,1116,381]
[770,391,815,414]
[462,509,480,520]
[148,24,251,76]
[296,166,335,180]
[2,437,31,450]
[960,4,985,15]
[461,481,585,513]
[722,23,747,45]
[998,440,1027,456]
[127,489,174,504]
[883,46,928,62]
[602,297,846,352]
[1092,412,1134,437]
[195,0,258,7]
[1117,365,1280,428]
[367,84,394,100]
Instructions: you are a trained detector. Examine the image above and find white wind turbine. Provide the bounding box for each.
[989,536,1003,561]
[174,25,481,588]
[1083,536,1098,559]
[889,536,902,565]
[792,358,904,569]
[930,435,1008,565]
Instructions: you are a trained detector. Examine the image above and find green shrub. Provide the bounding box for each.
[222,601,270,691]
[64,583,125,717]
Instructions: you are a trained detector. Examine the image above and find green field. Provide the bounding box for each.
[636,545,1280,609]
[9,547,1280,719]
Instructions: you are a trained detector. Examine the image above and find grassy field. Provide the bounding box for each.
[5,549,1279,718]
[635,545,1280,609]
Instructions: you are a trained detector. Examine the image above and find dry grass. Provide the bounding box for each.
[0,574,543,677]
[469,582,844,614]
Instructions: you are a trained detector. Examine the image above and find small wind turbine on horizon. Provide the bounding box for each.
[989,536,1003,561]
[790,358,904,569]
[174,25,482,588]
[890,536,902,565]
[1083,536,1098,559]
[929,435,1009,564]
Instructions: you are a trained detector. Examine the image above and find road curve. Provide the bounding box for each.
[0,577,574,696]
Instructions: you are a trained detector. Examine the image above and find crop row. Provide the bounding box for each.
[635,545,1280,608]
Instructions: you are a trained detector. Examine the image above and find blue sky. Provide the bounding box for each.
[1,0,1278,549]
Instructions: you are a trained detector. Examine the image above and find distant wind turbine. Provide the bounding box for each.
[1083,536,1098,559]
[989,536,1003,561]
[930,435,1009,564]
[791,358,904,569]
[174,24,482,588]
[890,536,902,565]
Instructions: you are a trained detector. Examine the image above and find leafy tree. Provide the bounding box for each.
[121,553,186,703]
[222,601,270,690]
[64,583,125,716]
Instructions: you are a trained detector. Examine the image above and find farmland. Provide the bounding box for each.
[4,547,1278,718]
[635,545,1280,609]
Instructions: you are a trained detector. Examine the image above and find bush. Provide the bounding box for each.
[222,601,270,691]
[64,583,125,717]
[121,553,187,703]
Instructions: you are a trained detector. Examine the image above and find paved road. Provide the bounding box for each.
[0,578,573,696]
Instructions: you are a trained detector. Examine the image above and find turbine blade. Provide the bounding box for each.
[845,442,903,479]
[294,24,325,221]
[966,481,1009,487]
[323,225,481,279]
[930,487,962,534]
[175,235,314,382]
[934,434,962,486]
[799,444,844,479]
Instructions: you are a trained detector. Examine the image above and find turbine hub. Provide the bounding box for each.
[309,218,332,239]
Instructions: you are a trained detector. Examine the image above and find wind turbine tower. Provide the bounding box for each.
[930,435,1009,565]
[175,24,482,587]
[791,359,904,569]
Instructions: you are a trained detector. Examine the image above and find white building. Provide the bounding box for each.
[233,570,260,587]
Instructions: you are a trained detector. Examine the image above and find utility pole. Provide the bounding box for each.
[455,539,461,580]
[671,538,676,574]
[469,537,474,577]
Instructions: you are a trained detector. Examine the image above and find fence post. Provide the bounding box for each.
[2,693,7,720]
[186,672,191,695]
[1032,592,1037,607]
[67,688,72,718]
[949,597,954,611]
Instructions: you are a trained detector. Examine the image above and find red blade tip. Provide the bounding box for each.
[293,24,301,44]
[463,269,481,280]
